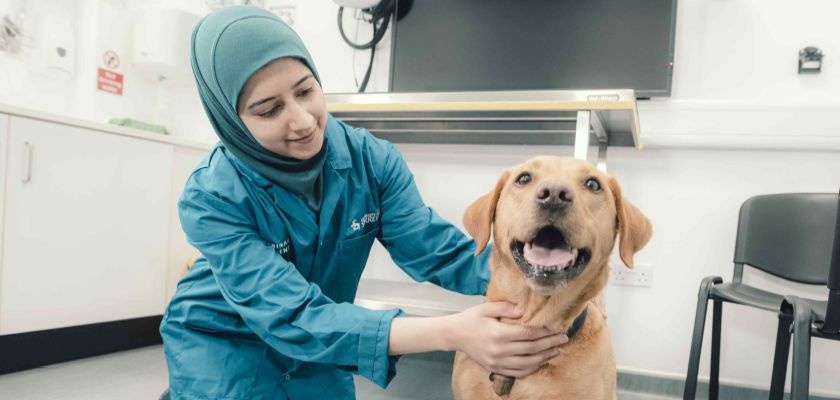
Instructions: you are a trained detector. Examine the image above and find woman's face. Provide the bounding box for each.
[238,58,327,160]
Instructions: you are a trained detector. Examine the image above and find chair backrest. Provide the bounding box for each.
[829,189,840,292]
[821,189,840,334]
[733,193,837,284]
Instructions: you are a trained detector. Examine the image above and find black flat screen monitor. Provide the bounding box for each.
[389,0,677,98]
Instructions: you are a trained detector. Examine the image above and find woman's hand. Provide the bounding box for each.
[444,301,569,378]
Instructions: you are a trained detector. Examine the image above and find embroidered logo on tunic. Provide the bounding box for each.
[350,212,380,231]
[267,239,291,255]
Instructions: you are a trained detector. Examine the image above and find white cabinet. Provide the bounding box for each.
[0,113,8,268]
[0,116,173,334]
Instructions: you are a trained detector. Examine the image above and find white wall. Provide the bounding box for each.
[358,0,840,395]
[0,0,160,127]
[2,0,839,395]
[642,0,840,151]
[366,143,840,396]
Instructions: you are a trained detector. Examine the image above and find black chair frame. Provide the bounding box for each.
[768,189,840,400]
[683,193,837,400]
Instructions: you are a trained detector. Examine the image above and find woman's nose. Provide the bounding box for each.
[287,101,314,132]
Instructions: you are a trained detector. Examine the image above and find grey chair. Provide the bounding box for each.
[768,189,840,400]
[683,193,838,400]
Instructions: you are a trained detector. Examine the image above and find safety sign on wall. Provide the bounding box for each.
[97,49,123,96]
[97,67,123,96]
[103,50,120,69]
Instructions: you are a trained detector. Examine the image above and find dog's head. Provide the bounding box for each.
[464,156,652,296]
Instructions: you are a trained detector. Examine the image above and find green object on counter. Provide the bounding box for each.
[108,118,168,135]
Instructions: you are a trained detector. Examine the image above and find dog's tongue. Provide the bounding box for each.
[524,242,574,266]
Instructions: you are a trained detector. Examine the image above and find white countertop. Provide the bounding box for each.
[354,279,485,317]
[0,103,215,151]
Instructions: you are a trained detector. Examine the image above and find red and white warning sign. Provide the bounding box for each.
[97,67,123,96]
[103,50,120,70]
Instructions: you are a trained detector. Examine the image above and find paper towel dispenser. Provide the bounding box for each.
[132,7,200,82]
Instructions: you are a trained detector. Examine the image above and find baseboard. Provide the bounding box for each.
[618,367,840,400]
[0,315,163,375]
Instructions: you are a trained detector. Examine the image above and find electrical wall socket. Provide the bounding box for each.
[609,264,653,287]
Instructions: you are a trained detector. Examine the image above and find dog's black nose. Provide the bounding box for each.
[535,182,573,209]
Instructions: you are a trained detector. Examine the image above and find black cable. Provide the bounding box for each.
[338,5,392,50]
[358,41,375,92]
[337,0,395,92]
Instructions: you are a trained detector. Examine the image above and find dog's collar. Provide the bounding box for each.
[565,305,588,339]
[487,305,590,396]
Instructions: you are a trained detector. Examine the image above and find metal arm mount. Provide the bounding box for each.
[326,89,642,172]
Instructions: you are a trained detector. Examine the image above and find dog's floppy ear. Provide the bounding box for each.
[463,171,510,255]
[608,176,652,269]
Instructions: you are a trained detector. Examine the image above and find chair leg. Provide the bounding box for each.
[683,276,723,400]
[768,308,793,400]
[785,296,813,400]
[710,300,722,400]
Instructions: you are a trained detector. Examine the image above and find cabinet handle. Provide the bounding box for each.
[22,141,32,183]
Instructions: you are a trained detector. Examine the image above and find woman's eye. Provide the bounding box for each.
[515,173,532,185]
[258,106,279,119]
[297,87,314,97]
[585,178,601,192]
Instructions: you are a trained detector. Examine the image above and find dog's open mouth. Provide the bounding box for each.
[510,226,591,285]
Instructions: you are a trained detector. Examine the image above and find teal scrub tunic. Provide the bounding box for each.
[160,115,491,400]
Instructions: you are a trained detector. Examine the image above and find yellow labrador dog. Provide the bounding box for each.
[452,156,652,400]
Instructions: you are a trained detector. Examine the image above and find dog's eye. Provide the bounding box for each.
[515,173,532,185]
[585,178,601,192]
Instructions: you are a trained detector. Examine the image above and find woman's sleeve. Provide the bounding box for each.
[179,188,403,388]
[375,142,491,295]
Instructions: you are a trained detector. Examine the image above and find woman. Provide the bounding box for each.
[160,6,567,399]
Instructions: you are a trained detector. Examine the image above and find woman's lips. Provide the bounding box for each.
[289,129,316,144]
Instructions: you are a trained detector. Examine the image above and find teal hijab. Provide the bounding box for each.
[191,5,326,211]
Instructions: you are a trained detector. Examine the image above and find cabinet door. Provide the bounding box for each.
[0,117,173,334]
[0,113,8,261]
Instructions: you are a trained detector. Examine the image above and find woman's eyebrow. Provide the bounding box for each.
[246,75,314,110]
[292,74,313,88]
[247,96,276,110]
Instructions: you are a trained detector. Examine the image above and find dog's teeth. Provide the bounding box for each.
[533,264,560,272]
[565,248,578,269]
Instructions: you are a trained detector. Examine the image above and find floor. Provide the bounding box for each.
[0,346,168,400]
[0,345,676,400]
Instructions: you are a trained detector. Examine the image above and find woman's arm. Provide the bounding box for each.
[373,138,491,295]
[388,302,569,378]
[179,187,402,388]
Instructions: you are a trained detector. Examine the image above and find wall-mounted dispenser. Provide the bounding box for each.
[132,7,201,83]
[38,14,75,79]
